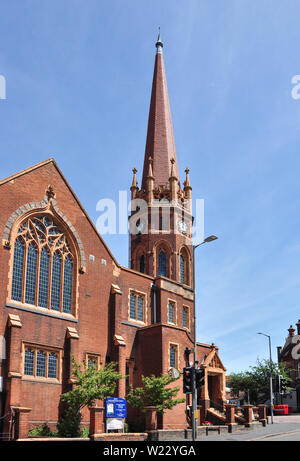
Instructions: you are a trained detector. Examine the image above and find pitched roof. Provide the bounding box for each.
[0,158,119,265]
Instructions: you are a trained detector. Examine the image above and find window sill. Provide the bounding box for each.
[6,301,78,322]
[22,376,61,385]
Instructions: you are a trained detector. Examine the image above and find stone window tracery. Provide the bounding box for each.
[10,215,75,314]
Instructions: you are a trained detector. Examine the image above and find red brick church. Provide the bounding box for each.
[0,34,226,439]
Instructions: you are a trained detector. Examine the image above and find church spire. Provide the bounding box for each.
[141,33,179,190]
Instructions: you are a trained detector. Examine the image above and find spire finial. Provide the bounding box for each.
[155,27,163,53]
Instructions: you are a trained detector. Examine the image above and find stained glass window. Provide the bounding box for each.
[168,302,174,323]
[11,216,75,314]
[48,352,58,378]
[170,345,176,368]
[158,251,167,277]
[51,252,61,311]
[36,350,46,377]
[63,256,73,313]
[130,293,136,319]
[137,296,144,321]
[25,243,38,305]
[11,238,24,301]
[38,247,50,308]
[24,348,34,376]
[180,255,185,284]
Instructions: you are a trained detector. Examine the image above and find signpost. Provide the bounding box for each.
[105,397,127,433]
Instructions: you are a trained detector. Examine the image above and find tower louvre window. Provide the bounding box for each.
[139,254,145,273]
[10,215,75,315]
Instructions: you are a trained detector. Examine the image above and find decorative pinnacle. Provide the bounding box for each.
[131,168,138,189]
[147,156,154,178]
[169,157,177,180]
[155,27,163,52]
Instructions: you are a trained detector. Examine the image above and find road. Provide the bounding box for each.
[179,415,300,441]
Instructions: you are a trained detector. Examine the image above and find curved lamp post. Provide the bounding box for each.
[192,235,218,441]
[257,332,274,424]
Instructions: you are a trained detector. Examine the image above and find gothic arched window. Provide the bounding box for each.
[179,248,190,285]
[10,215,75,314]
[158,250,167,277]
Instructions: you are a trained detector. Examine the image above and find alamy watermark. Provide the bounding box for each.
[95,192,205,245]
[291,75,300,100]
[0,74,6,99]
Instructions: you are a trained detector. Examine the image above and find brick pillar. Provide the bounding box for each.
[242,405,253,427]
[66,326,79,385]
[7,315,22,409]
[258,404,267,425]
[225,404,236,425]
[116,343,126,398]
[12,407,31,440]
[225,404,237,432]
[89,406,105,436]
[145,406,158,431]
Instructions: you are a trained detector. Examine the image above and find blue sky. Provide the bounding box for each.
[1,0,300,374]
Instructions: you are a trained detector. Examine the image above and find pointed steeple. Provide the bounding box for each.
[141,33,179,190]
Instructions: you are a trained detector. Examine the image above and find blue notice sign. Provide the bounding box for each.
[105,398,127,418]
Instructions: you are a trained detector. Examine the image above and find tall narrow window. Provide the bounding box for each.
[25,243,38,305]
[24,348,34,376]
[180,254,185,284]
[169,345,177,368]
[158,251,167,277]
[63,256,73,313]
[38,247,50,308]
[48,352,58,378]
[137,296,144,322]
[36,350,46,377]
[139,254,145,273]
[130,293,136,319]
[10,215,76,314]
[51,252,61,311]
[11,238,24,302]
[183,307,188,328]
[168,302,175,324]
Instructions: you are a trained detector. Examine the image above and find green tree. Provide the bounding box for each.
[228,358,293,404]
[126,373,185,414]
[57,357,124,437]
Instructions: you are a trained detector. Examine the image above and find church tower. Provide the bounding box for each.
[130,33,193,287]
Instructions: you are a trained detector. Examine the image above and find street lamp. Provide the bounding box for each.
[257,332,274,424]
[192,235,218,441]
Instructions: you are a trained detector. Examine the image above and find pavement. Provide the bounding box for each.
[192,415,300,441]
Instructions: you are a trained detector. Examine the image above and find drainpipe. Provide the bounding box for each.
[151,283,157,324]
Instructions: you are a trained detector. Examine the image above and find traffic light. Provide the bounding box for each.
[279,375,289,395]
[195,368,205,389]
[183,367,194,394]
